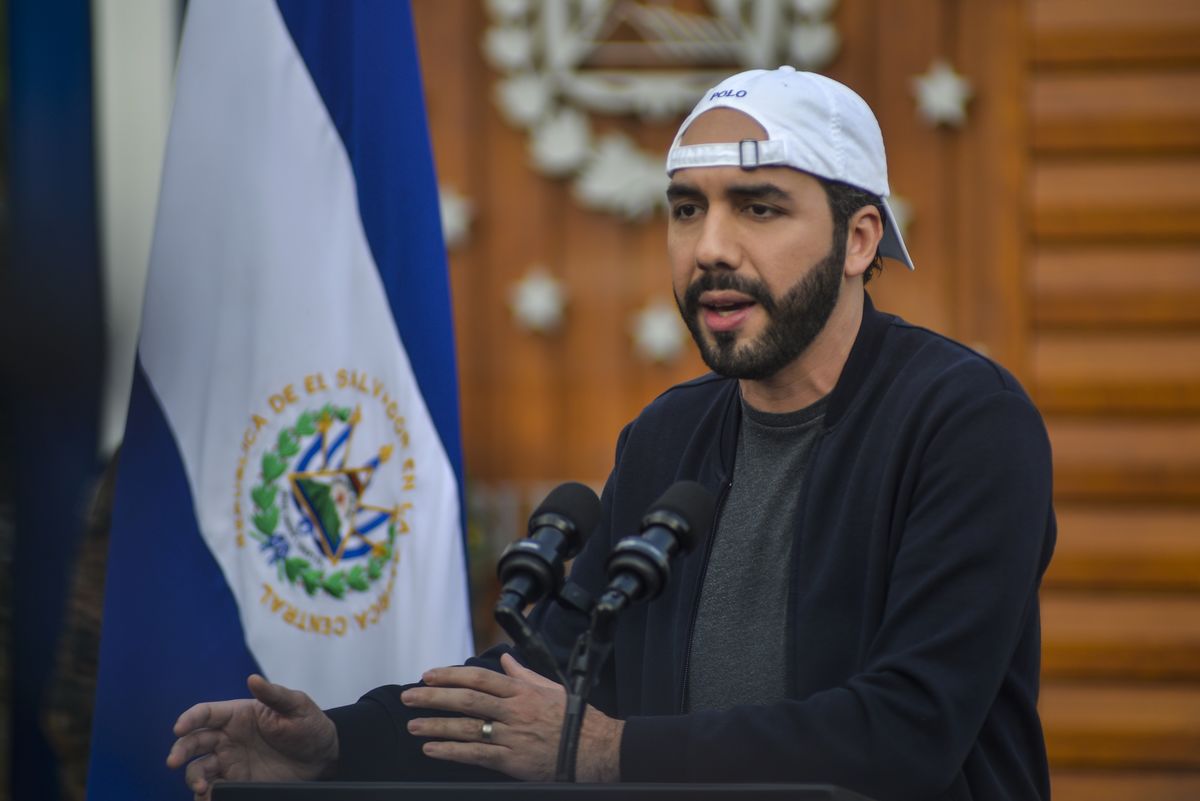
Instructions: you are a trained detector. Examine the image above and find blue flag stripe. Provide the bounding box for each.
[274,0,466,501]
[87,363,260,801]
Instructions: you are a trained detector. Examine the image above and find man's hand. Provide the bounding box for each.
[166,674,339,800]
[402,653,624,782]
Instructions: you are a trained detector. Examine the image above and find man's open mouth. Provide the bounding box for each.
[704,299,755,317]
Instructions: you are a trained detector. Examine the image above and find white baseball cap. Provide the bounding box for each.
[666,66,913,269]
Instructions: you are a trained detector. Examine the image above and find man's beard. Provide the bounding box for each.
[676,245,843,381]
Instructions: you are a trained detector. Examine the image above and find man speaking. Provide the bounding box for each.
[168,67,1055,801]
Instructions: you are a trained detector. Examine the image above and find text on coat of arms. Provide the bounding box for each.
[233,369,417,636]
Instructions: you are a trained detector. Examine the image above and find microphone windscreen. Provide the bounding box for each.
[645,480,715,552]
[529,482,602,556]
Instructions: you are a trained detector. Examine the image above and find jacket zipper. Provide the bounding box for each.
[675,477,733,714]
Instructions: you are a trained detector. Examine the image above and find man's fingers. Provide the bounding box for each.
[246,673,309,716]
[184,753,220,796]
[173,700,240,738]
[421,665,517,697]
[407,716,505,744]
[421,740,507,773]
[166,729,223,769]
[401,686,507,720]
[401,686,507,721]
[500,653,559,689]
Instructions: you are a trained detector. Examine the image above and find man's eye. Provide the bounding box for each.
[673,203,700,219]
[747,203,776,217]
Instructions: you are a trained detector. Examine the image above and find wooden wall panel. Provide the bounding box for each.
[1048,419,1200,503]
[1042,593,1200,680]
[1047,506,1200,591]
[558,194,636,477]
[1033,71,1200,154]
[1042,682,1200,768]
[1033,333,1200,414]
[1053,772,1200,801]
[1030,4,1200,792]
[1032,246,1200,330]
[1032,0,1200,67]
[1032,159,1200,241]
[1034,334,1200,382]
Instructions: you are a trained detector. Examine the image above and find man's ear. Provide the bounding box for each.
[844,205,884,278]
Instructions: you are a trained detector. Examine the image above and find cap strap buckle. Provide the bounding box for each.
[738,139,760,170]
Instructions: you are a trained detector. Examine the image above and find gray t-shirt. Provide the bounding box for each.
[685,394,827,713]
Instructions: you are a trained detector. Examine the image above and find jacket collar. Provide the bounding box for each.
[822,291,892,428]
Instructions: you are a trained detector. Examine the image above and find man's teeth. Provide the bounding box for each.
[707,301,751,317]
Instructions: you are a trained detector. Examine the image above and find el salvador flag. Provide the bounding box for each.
[87,2,472,798]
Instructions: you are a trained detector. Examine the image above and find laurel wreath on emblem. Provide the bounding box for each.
[246,404,396,599]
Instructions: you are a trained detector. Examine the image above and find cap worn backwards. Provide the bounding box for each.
[666,66,914,270]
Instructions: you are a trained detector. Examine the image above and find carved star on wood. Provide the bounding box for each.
[631,300,687,363]
[912,60,972,128]
[510,267,566,333]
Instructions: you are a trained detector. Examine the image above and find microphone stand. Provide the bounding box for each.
[554,590,623,782]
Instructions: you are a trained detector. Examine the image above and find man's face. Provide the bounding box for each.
[667,109,844,381]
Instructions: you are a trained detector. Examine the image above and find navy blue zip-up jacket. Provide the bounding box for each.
[328,295,1056,801]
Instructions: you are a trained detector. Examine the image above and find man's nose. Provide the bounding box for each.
[694,208,740,271]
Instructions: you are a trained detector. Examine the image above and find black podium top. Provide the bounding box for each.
[212,782,875,800]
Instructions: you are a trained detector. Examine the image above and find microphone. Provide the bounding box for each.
[496,481,601,611]
[598,480,715,616]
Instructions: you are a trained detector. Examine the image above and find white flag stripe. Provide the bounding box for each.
[139,0,470,707]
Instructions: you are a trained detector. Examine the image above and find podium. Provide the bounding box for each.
[213,783,876,800]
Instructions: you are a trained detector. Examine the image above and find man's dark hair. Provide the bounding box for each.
[818,178,885,285]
